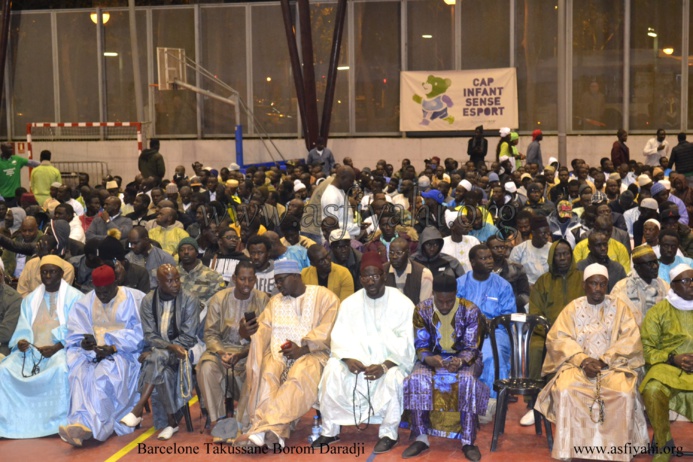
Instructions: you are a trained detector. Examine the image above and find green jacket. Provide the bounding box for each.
[640,299,693,401]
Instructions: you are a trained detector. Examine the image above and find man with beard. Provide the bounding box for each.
[534,263,648,461]
[120,265,200,440]
[313,252,415,454]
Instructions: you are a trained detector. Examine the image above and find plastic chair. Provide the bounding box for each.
[488,313,553,452]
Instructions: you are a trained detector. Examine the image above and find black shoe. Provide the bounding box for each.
[311,435,340,449]
[463,444,482,461]
[402,441,429,459]
[374,436,399,454]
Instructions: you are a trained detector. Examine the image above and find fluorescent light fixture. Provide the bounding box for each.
[337,66,350,71]
[90,12,110,25]
[663,47,674,55]
[444,0,456,5]
[103,52,118,57]
[422,34,433,39]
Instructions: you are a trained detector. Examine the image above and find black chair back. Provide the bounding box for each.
[488,313,550,383]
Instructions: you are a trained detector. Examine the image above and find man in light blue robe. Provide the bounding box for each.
[59,264,145,447]
[456,244,515,419]
[0,256,83,438]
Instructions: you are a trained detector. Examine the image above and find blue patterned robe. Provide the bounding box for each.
[403,297,490,444]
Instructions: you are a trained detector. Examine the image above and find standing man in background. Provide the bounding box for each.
[306,137,335,176]
[643,129,669,167]
[467,125,487,166]
[525,130,544,170]
[30,150,62,205]
[0,143,39,206]
[139,139,166,180]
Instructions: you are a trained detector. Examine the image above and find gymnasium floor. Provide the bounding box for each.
[1,396,691,462]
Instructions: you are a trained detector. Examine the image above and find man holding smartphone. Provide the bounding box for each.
[60,265,145,447]
[196,261,269,440]
[234,259,340,449]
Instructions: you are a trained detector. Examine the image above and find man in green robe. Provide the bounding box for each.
[641,263,693,462]
[521,238,585,426]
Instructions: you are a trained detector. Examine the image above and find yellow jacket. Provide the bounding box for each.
[301,262,354,301]
[573,237,631,274]
[149,225,190,256]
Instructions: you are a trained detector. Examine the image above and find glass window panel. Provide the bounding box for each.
[200,5,247,136]
[251,4,297,135]
[103,10,148,124]
[354,1,400,133]
[572,0,624,132]
[460,0,509,70]
[10,12,52,138]
[515,0,558,131]
[630,0,681,131]
[152,8,197,136]
[407,0,453,71]
[56,12,99,122]
[310,2,349,134]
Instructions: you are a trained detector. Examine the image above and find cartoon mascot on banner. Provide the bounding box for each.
[413,75,455,126]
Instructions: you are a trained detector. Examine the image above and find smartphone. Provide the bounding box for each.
[244,311,257,323]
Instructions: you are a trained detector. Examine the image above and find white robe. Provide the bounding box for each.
[318,287,415,440]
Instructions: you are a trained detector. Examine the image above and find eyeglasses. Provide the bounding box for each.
[389,250,407,257]
[672,277,693,286]
[360,274,382,282]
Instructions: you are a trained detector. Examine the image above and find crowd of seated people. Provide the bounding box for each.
[0,129,691,462]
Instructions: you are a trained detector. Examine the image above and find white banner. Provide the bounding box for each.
[400,68,518,132]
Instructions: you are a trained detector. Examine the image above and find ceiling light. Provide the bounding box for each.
[90,12,110,25]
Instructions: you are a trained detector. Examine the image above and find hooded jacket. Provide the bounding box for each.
[529,239,584,336]
[138,148,166,180]
[547,211,581,248]
[411,226,464,278]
